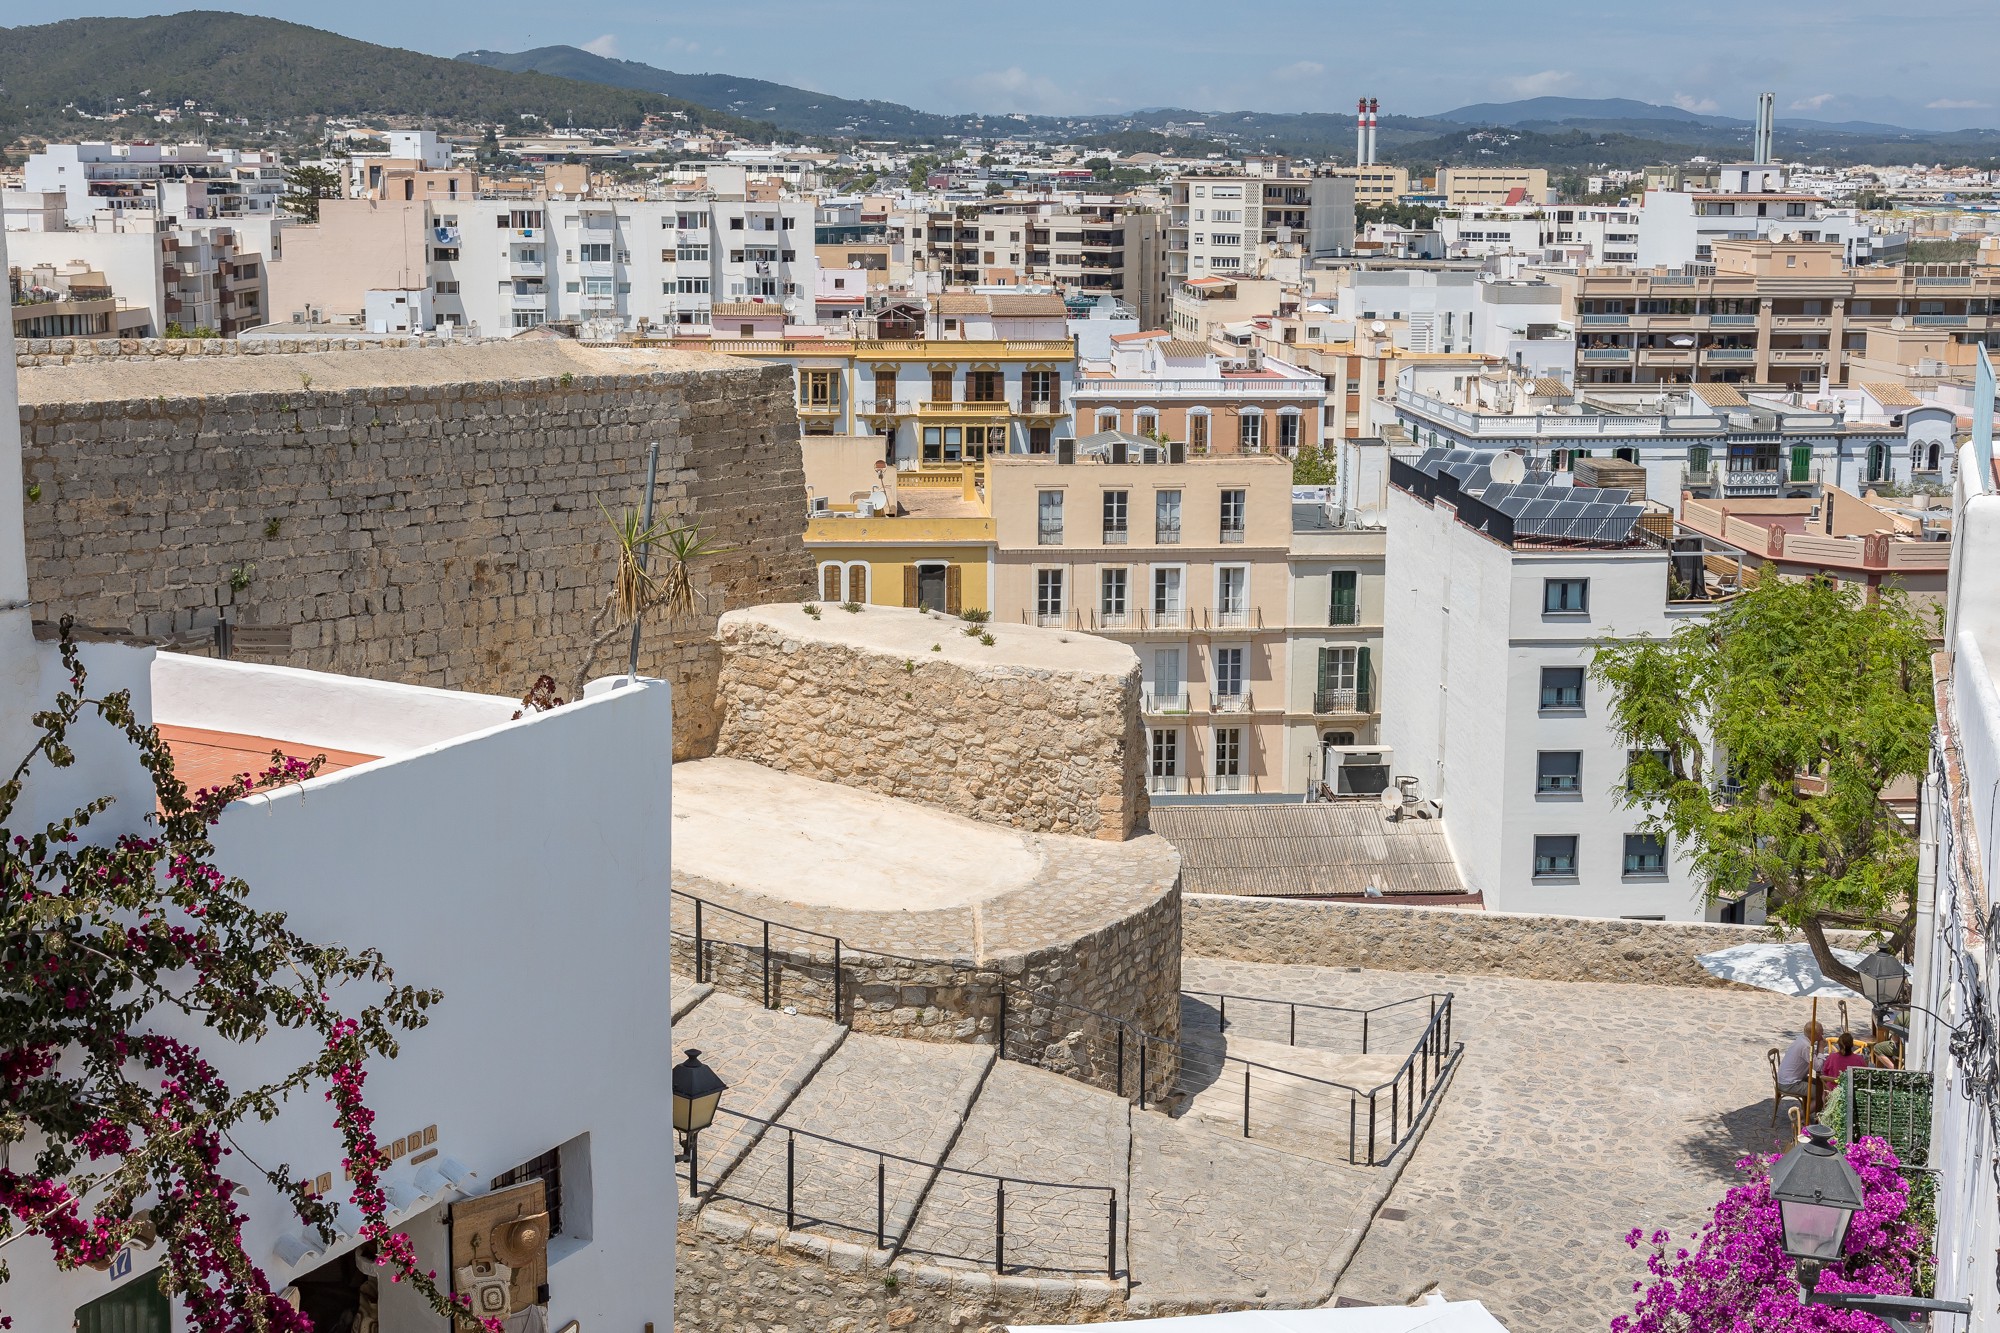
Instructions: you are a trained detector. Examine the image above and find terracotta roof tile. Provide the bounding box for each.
[1863,381,1925,408]
[1692,383,1749,407]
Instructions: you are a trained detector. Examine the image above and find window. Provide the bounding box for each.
[1101,568,1128,618]
[1036,568,1065,624]
[967,369,1002,403]
[1095,409,1120,433]
[676,211,708,229]
[580,243,612,263]
[1213,726,1243,791]
[1220,489,1246,542]
[1150,728,1180,792]
[1626,748,1673,793]
[729,217,745,230]
[1103,490,1128,543]
[1213,646,1245,702]
[1687,444,1711,473]
[1537,751,1582,795]
[432,246,459,261]
[675,277,710,294]
[676,245,710,262]
[1543,579,1589,614]
[1037,490,1064,545]
[1533,835,1578,879]
[1156,490,1182,543]
[434,279,460,294]
[1328,570,1357,625]
[1152,566,1184,623]
[583,276,614,297]
[1278,412,1302,454]
[1623,833,1667,877]
[1238,412,1263,453]
[1316,646,1360,713]
[1216,566,1248,625]
[1540,667,1584,711]
[491,1147,565,1236]
[800,370,837,408]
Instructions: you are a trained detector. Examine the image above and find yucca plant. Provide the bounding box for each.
[566,506,732,700]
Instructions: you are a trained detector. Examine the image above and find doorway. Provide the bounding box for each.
[917,564,948,612]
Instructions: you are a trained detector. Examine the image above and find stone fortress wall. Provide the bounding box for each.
[716,603,1150,841]
[15,334,488,369]
[17,340,814,758]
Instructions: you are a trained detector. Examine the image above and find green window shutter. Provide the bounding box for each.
[1790,446,1812,482]
[1329,570,1358,625]
[1356,646,1374,714]
[1317,646,1337,694]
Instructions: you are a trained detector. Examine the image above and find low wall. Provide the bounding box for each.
[15,335,482,368]
[716,604,1148,840]
[1183,894,1869,988]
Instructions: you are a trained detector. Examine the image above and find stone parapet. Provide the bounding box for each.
[15,335,487,368]
[715,603,1148,840]
[1183,894,1872,988]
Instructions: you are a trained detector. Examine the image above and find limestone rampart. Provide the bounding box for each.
[18,341,814,757]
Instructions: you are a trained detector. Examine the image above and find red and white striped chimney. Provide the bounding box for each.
[1357,98,1368,168]
[1367,98,1380,166]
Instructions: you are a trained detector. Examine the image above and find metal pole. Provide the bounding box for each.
[1219,994,1227,1031]
[1242,1065,1251,1137]
[1390,1081,1399,1146]
[1348,1098,1357,1165]
[1289,1004,1296,1047]
[694,898,705,984]
[1362,1011,1369,1054]
[1138,1037,1148,1111]
[998,986,1007,1059]
[763,920,772,1009]
[625,441,661,679]
[1107,1193,1118,1281]
[995,1180,1006,1274]
[1368,1093,1378,1166]
[877,1157,886,1249]
[786,1131,796,1230]
[833,939,842,1024]
[687,1131,699,1197]
[1116,1027,1125,1098]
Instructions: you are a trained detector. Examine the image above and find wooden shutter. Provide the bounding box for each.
[820,565,842,601]
[944,565,962,615]
[847,564,868,604]
[1356,646,1374,714]
[1317,647,1337,696]
[450,1179,549,1317]
[903,565,920,607]
[1329,571,1357,625]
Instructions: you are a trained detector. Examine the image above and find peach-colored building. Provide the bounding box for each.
[1072,332,1325,457]
[988,452,1299,793]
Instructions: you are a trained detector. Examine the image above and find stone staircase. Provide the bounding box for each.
[672,977,1437,1311]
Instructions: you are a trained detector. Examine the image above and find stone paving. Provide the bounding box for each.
[712,1021,994,1248]
[903,1059,1130,1279]
[1180,956,1805,1332]
[670,986,847,1204]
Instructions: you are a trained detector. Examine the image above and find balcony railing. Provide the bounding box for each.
[1142,689,1189,714]
[1214,607,1250,629]
[1035,611,1066,628]
[1704,348,1757,362]
[1721,468,1782,492]
[1579,313,1630,326]
[1314,688,1373,715]
[1156,523,1182,545]
[1020,398,1061,415]
[1150,607,1188,629]
[1581,348,1634,362]
[1149,774,1183,795]
[1103,524,1129,545]
[922,398,1013,415]
[1093,609,1133,630]
[1708,313,1758,326]
[1220,525,1245,544]
[1212,690,1252,714]
[1038,524,1064,546]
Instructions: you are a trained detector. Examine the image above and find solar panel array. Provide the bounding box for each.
[1408,447,1644,545]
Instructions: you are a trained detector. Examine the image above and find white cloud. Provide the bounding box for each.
[660,35,701,56]
[1498,69,1574,98]
[1671,93,1720,114]
[1789,92,1836,111]
[967,66,1073,114]
[1275,61,1325,82]
[1928,97,1993,109]
[581,33,621,58]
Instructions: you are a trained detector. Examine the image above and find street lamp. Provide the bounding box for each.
[1855,946,1909,1014]
[1769,1124,1969,1331]
[671,1048,728,1197]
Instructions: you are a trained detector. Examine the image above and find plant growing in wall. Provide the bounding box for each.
[0,623,494,1332]
[1591,573,1935,990]
[567,506,730,700]
[227,565,254,593]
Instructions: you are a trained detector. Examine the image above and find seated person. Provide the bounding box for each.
[1821,1032,1871,1090]
[1777,1021,1823,1102]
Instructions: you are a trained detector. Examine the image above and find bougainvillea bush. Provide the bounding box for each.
[1615,1135,1931,1332]
[0,626,493,1330]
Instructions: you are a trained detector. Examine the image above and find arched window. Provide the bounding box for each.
[1276,407,1304,455]
[1238,407,1265,454]
[1322,731,1355,746]
[1095,408,1120,434]
[1613,447,1639,463]
[1866,443,1887,483]
[1928,441,1942,472]
[1188,408,1211,453]
[1134,409,1159,439]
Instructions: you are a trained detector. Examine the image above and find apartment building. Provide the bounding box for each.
[1634,165,1889,269]
[1287,496,1388,791]
[7,213,273,336]
[8,261,153,338]
[1322,165,1412,206]
[269,194,819,334]
[1677,485,1952,614]
[802,437,996,613]
[22,142,285,226]
[640,310,1076,457]
[920,200,1167,327]
[989,451,1299,795]
[1437,168,1550,208]
[1442,204,1643,267]
[1166,174,1356,281]
[1391,362,1936,510]
[1073,332,1326,457]
[1549,237,2000,390]
[1381,446,1711,919]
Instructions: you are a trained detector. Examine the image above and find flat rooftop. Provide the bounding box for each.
[158,723,376,796]
[721,603,1136,679]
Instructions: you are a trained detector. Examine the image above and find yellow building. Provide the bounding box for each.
[1322,165,1413,205]
[802,436,995,613]
[1438,168,1550,207]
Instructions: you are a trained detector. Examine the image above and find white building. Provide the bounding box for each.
[22,142,285,227]
[1380,446,1712,919]
[0,227,676,1332]
[1167,175,1356,280]
[1911,351,2000,1327]
[1635,166,1889,269]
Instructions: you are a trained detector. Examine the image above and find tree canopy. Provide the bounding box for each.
[1591,573,1935,987]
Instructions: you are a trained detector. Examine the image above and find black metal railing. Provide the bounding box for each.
[703,1108,1119,1279]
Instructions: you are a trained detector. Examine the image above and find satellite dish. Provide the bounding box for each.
[1378,786,1405,816]
[1371,320,1388,335]
[1490,452,1527,485]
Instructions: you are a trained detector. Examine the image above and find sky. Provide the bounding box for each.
[16,0,2000,130]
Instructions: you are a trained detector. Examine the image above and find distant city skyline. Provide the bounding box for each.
[13,1,2000,131]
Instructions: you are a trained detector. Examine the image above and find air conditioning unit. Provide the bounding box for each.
[1057,438,1076,465]
[1140,445,1161,464]
[809,496,830,515]
[1167,440,1187,464]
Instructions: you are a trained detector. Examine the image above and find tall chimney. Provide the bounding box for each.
[1754,91,1775,165]
[1367,98,1379,166]
[1357,98,1368,169]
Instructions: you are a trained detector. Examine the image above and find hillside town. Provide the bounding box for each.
[5,8,2000,1333]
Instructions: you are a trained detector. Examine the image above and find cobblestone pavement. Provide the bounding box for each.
[669,983,847,1202]
[714,1027,994,1249]
[1126,1111,1385,1310]
[903,1059,1130,1279]
[1181,956,1804,1332]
